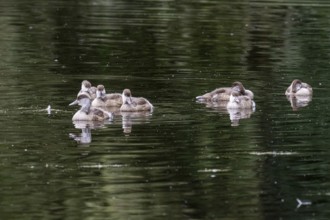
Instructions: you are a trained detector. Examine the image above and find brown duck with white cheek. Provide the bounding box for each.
[91,84,122,108]
[120,89,153,112]
[196,81,254,102]
[285,79,313,96]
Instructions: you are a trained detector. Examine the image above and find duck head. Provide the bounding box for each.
[81,80,92,92]
[122,89,133,105]
[229,90,241,104]
[291,79,302,93]
[96,84,106,99]
[231,81,245,94]
[70,93,92,114]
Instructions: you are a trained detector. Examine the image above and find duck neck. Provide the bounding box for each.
[80,98,91,114]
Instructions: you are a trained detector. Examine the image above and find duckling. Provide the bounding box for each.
[69,80,96,106]
[196,81,254,102]
[70,93,113,121]
[91,85,122,108]
[77,80,96,100]
[285,79,313,96]
[227,90,255,109]
[120,89,153,112]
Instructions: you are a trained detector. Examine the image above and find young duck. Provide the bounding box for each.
[70,93,113,121]
[69,80,97,106]
[227,90,255,109]
[196,81,254,102]
[285,79,313,96]
[77,80,97,100]
[120,89,153,112]
[91,84,122,108]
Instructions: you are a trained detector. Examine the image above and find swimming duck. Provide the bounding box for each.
[77,80,97,100]
[285,79,313,96]
[91,84,122,108]
[70,80,97,106]
[120,89,153,112]
[70,93,113,121]
[227,90,255,109]
[196,81,254,102]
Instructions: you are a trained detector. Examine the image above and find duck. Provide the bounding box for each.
[77,80,97,100]
[91,84,122,108]
[120,89,153,112]
[69,80,97,106]
[227,90,255,109]
[285,79,313,96]
[196,81,254,102]
[69,93,113,121]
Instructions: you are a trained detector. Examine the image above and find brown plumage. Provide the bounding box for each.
[120,89,153,112]
[196,81,254,102]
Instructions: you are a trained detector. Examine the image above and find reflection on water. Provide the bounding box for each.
[69,111,153,144]
[121,111,152,134]
[196,100,255,126]
[286,95,313,111]
[227,108,254,126]
[1,0,330,219]
[70,121,106,145]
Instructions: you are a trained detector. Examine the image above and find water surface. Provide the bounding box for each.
[1,0,330,219]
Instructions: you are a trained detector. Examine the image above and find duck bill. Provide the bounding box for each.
[69,99,78,106]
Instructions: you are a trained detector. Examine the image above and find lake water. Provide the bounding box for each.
[1,0,330,219]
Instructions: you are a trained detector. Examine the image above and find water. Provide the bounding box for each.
[1,0,330,219]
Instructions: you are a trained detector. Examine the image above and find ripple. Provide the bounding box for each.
[249,151,298,156]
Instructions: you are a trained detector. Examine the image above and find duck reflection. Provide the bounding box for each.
[286,95,312,111]
[69,121,105,145]
[227,108,254,126]
[120,111,152,134]
[197,101,255,126]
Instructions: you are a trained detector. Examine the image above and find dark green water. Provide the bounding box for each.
[1,0,330,219]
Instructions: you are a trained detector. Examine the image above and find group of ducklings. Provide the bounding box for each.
[69,80,153,121]
[196,79,312,109]
[69,79,312,121]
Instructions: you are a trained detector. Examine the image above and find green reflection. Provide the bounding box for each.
[1,0,330,219]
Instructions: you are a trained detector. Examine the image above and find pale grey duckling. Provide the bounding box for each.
[196,81,254,102]
[227,90,255,109]
[91,84,122,108]
[77,80,96,100]
[70,80,97,106]
[285,79,313,96]
[120,89,153,112]
[70,93,113,121]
